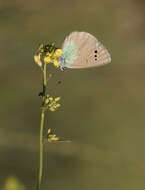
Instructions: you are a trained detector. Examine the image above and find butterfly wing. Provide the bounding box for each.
[59,31,111,69]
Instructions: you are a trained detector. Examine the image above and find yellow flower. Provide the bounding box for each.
[47,128,51,134]
[55,97,61,101]
[48,134,59,142]
[55,103,60,108]
[53,59,60,67]
[49,107,55,112]
[46,52,51,56]
[48,97,53,101]
[34,54,42,67]
[53,49,63,58]
[44,56,51,64]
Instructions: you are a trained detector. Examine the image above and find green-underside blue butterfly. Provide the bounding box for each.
[59,31,111,71]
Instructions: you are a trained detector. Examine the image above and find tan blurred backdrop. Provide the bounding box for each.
[1,0,145,189]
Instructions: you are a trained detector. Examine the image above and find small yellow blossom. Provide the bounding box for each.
[48,97,53,101]
[55,97,61,101]
[45,98,49,104]
[48,135,59,142]
[53,59,60,67]
[49,107,55,112]
[34,54,42,67]
[46,52,51,56]
[44,56,51,64]
[47,129,59,142]
[55,103,60,108]
[47,128,51,134]
[53,49,63,57]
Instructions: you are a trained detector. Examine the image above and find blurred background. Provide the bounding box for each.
[1,0,145,189]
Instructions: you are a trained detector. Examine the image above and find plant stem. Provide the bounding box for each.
[38,109,45,190]
[37,63,47,190]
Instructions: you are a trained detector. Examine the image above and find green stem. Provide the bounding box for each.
[38,109,45,189]
[37,63,47,190]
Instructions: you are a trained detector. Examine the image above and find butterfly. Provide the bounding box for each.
[58,31,111,71]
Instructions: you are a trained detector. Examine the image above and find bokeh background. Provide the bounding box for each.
[1,0,145,189]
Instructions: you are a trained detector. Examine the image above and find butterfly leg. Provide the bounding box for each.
[60,66,67,72]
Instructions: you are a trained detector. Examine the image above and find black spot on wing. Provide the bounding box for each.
[94,50,97,61]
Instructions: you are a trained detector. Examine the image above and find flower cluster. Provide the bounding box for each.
[34,43,63,68]
[44,49,62,68]
[45,95,61,112]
